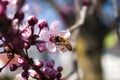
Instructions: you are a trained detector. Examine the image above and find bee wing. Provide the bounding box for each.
[58,30,71,39]
[63,31,71,39]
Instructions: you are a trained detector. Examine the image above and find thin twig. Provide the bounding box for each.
[25,49,28,57]
[69,6,88,33]
[0,58,13,69]
[75,0,81,21]
[66,1,88,79]
[46,0,87,33]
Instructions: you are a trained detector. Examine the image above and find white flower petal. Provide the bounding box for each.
[39,28,49,41]
[46,42,56,52]
[50,21,59,34]
[63,31,71,39]
[21,27,32,40]
[28,70,37,78]
[58,31,67,36]
[57,30,71,39]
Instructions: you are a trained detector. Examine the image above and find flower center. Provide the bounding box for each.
[49,35,54,42]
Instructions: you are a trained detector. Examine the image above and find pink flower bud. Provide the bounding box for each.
[10,64,18,71]
[0,3,5,15]
[37,43,46,53]
[24,42,30,49]
[38,20,48,29]
[45,60,55,68]
[14,10,24,21]
[82,0,89,6]
[34,60,44,68]
[2,1,9,5]
[27,15,38,26]
[18,57,26,65]
[57,66,63,72]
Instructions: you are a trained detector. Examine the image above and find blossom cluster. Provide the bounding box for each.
[0,0,72,80]
[14,58,63,80]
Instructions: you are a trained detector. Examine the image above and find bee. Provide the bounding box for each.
[54,36,72,51]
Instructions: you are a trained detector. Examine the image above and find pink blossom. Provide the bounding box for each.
[38,20,48,29]
[21,27,32,40]
[37,43,46,53]
[27,15,38,26]
[17,57,26,65]
[34,60,44,68]
[39,21,71,52]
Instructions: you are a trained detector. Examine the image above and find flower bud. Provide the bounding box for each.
[34,60,44,68]
[2,1,9,5]
[42,67,52,75]
[38,20,48,29]
[82,0,89,6]
[57,66,63,72]
[14,10,24,21]
[37,43,46,53]
[21,71,29,79]
[0,3,5,15]
[24,42,30,49]
[27,15,38,26]
[45,60,55,68]
[18,57,26,65]
[10,64,18,71]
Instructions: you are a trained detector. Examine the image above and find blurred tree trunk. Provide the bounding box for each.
[76,36,103,80]
[75,1,110,79]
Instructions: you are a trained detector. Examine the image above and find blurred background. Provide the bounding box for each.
[0,0,120,80]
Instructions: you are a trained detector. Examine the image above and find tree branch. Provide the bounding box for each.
[69,6,88,33]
